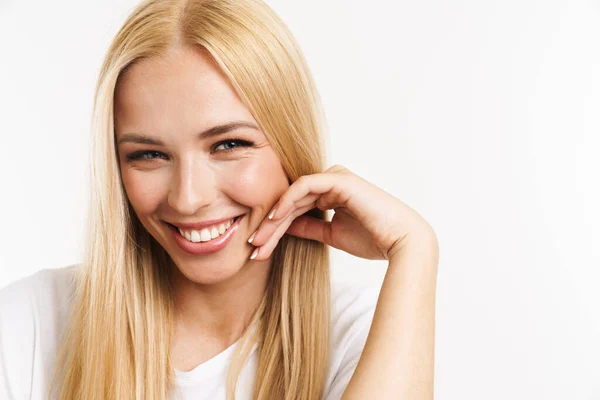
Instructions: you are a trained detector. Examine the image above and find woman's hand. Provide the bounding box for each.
[247,164,438,262]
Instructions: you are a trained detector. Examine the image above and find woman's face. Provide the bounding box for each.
[114,45,289,284]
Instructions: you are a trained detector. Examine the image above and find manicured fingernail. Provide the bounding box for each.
[250,247,259,260]
[248,231,257,244]
[268,208,277,220]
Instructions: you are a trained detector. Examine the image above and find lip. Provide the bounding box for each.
[168,214,243,231]
[168,214,245,255]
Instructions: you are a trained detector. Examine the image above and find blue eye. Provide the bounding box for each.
[123,138,255,163]
[124,150,166,161]
[213,139,254,152]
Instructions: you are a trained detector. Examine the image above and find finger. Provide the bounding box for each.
[286,193,321,213]
[249,193,319,245]
[316,189,346,211]
[251,203,316,260]
[285,215,333,246]
[269,173,348,221]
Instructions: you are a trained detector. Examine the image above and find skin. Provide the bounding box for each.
[114,45,289,371]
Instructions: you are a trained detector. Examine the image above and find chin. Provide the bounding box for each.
[169,253,247,285]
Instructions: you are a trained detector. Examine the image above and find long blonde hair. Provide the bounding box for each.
[49,0,331,399]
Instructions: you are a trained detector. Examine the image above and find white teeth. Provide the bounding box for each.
[177,217,237,243]
[199,229,210,242]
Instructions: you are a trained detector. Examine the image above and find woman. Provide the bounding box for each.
[0,0,439,399]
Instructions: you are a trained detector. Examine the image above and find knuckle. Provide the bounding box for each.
[296,175,309,184]
[327,165,351,177]
[294,175,309,189]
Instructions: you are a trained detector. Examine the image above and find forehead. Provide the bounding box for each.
[114,46,255,136]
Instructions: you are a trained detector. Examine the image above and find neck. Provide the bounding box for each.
[169,256,272,343]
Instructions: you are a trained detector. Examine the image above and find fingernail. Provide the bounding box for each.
[250,247,259,260]
[248,231,257,244]
[268,208,277,220]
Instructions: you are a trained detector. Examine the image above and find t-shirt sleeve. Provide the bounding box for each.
[323,284,380,400]
[0,276,37,400]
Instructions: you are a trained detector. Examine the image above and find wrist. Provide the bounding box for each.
[387,226,439,266]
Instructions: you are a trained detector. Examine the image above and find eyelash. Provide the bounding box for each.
[124,138,255,162]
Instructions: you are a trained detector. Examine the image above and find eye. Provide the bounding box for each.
[213,139,255,153]
[122,138,255,163]
[124,150,167,162]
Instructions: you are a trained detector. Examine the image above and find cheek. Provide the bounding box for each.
[121,169,166,215]
[226,156,288,206]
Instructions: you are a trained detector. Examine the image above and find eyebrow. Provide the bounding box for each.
[116,121,260,146]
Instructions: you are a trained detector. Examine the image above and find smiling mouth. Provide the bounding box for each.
[165,214,243,242]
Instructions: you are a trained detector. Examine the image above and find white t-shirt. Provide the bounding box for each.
[0,264,380,400]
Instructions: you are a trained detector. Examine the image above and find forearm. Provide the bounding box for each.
[341,233,439,400]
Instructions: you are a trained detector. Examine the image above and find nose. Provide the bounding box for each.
[167,158,217,216]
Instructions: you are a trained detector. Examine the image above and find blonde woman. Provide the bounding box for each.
[0,0,439,399]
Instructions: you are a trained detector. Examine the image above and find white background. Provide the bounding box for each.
[0,1,599,399]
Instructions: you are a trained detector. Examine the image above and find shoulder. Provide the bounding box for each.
[330,280,381,346]
[0,263,80,340]
[0,264,80,320]
[324,281,381,399]
[0,264,80,399]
